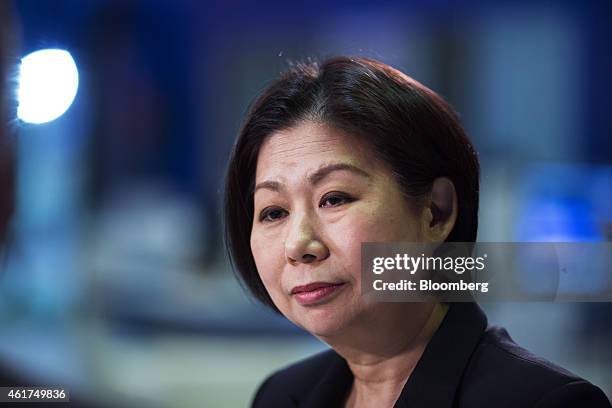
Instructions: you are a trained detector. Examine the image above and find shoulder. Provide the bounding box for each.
[459,326,610,407]
[251,348,339,408]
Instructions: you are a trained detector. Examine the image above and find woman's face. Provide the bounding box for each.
[250,121,427,338]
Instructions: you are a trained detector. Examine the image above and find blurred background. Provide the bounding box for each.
[0,0,610,406]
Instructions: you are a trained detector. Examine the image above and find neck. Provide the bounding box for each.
[321,302,448,406]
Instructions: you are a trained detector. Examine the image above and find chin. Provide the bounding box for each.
[290,305,355,339]
[304,321,346,339]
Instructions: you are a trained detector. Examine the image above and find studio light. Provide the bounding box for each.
[17,49,79,124]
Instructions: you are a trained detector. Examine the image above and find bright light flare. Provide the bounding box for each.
[17,49,79,124]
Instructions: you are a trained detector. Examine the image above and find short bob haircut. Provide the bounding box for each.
[224,56,479,312]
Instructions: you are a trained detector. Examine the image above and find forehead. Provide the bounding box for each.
[255,122,372,179]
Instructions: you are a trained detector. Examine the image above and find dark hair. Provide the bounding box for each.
[224,56,479,312]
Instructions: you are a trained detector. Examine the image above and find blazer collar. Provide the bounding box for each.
[294,302,488,408]
[295,351,353,407]
[394,302,488,407]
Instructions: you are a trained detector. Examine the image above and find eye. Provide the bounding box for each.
[319,192,354,208]
[259,207,288,223]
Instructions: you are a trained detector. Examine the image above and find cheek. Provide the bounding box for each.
[339,196,422,244]
[250,230,286,296]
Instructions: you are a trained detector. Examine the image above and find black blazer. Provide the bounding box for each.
[252,303,611,407]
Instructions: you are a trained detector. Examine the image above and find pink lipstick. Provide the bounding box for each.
[291,282,346,306]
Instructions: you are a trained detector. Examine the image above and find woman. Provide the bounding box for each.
[224,57,610,407]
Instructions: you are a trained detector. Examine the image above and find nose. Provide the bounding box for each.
[285,212,329,265]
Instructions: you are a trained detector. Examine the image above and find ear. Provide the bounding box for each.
[420,177,458,242]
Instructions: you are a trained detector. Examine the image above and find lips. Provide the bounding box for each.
[291,282,343,294]
[290,281,346,306]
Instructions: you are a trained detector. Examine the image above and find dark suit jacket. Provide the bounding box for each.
[252,303,611,407]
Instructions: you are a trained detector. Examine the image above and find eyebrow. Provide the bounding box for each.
[253,162,371,194]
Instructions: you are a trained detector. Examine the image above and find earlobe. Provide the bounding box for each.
[422,177,458,242]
